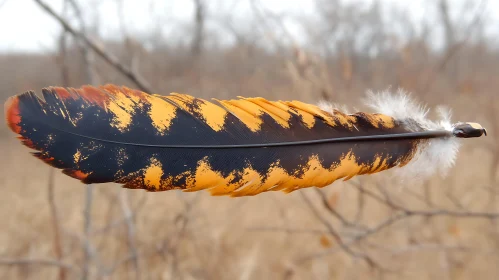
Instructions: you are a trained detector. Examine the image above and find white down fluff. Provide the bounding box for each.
[318,89,461,180]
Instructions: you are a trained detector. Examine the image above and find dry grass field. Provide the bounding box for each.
[1,0,499,279]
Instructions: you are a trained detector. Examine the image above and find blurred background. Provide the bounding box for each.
[1,0,498,279]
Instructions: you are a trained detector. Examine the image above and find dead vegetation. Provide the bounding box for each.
[0,0,498,279]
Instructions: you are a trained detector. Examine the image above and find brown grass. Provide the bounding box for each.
[1,51,498,278]
[1,0,499,278]
[0,127,497,279]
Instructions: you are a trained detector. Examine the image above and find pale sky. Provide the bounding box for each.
[0,0,497,53]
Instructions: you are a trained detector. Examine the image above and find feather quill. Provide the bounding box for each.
[4,85,486,196]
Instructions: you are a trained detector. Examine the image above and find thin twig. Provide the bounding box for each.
[170,193,200,279]
[33,0,154,93]
[246,227,329,235]
[49,3,71,276]
[91,193,147,235]
[350,181,401,210]
[118,190,141,280]
[364,242,489,255]
[403,209,499,219]
[353,181,366,223]
[47,168,66,280]
[81,185,94,280]
[299,191,379,268]
[350,212,410,243]
[0,258,76,271]
[66,0,98,85]
[98,253,141,277]
[313,188,367,230]
[422,0,486,92]
[297,176,499,265]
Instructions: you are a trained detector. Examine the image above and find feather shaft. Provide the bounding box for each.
[21,123,453,148]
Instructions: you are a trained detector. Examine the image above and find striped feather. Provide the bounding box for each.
[4,85,485,196]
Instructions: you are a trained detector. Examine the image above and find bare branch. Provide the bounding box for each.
[191,0,205,57]
[439,0,456,51]
[403,209,499,219]
[350,212,410,243]
[47,169,66,280]
[423,0,486,92]
[81,185,94,280]
[246,227,328,235]
[365,242,492,256]
[47,3,70,279]
[313,188,367,230]
[98,253,141,277]
[66,0,98,85]
[118,190,141,280]
[0,258,76,271]
[299,191,379,268]
[91,193,147,235]
[353,181,366,223]
[33,0,154,93]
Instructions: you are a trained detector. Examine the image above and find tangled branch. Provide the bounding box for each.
[33,0,154,93]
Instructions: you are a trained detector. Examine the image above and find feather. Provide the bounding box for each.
[4,84,486,197]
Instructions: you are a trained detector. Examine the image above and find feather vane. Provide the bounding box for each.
[4,85,485,196]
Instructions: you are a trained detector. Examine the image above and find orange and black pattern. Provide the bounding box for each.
[5,85,421,196]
